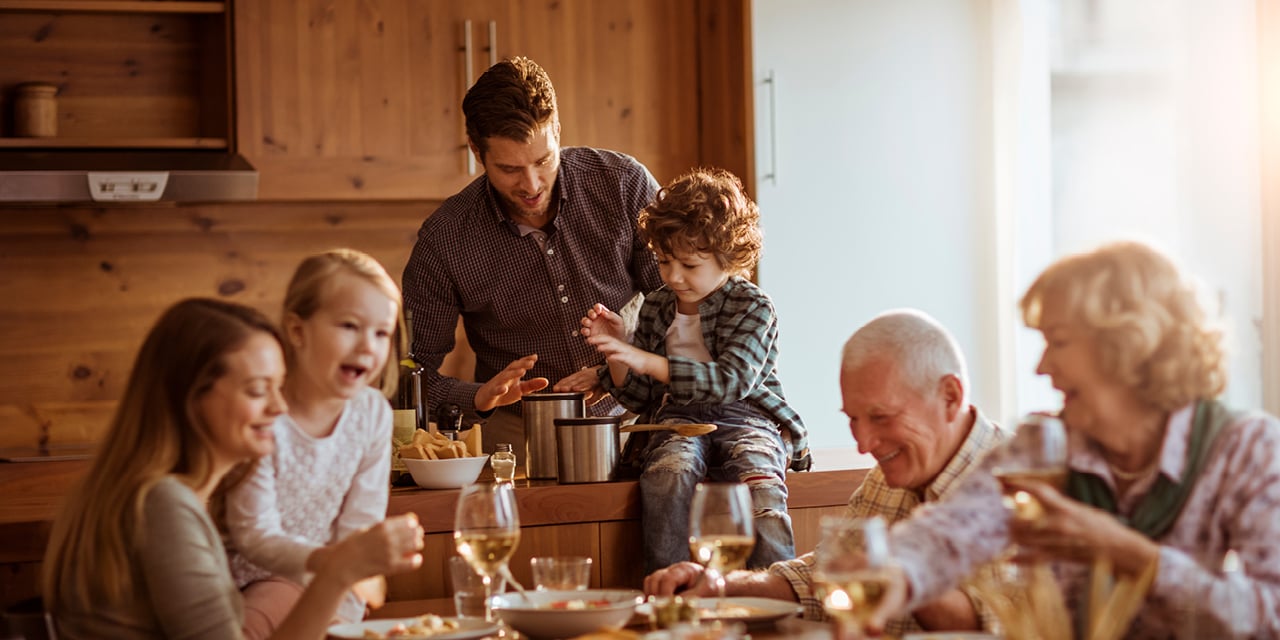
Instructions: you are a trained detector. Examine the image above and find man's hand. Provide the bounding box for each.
[474,354,550,413]
[643,562,717,598]
[552,366,610,406]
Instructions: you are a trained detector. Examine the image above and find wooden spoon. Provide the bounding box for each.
[620,423,717,437]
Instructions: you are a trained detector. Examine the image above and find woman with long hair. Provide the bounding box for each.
[43,298,423,639]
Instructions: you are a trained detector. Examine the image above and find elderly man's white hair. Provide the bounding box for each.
[841,309,970,403]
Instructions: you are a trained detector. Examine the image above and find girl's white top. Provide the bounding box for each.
[225,385,392,622]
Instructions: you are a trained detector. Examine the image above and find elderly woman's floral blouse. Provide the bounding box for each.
[889,403,1280,639]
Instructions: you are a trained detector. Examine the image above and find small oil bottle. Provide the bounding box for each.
[491,443,517,483]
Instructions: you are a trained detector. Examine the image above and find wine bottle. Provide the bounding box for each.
[390,310,426,485]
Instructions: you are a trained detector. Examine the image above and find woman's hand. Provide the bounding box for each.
[474,354,550,412]
[1005,480,1160,576]
[353,575,387,610]
[328,513,425,586]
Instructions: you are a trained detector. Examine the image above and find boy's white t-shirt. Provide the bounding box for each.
[225,385,392,622]
[665,310,714,363]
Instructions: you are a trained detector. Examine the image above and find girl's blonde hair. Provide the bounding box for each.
[282,248,403,397]
[43,299,282,613]
[1020,241,1227,411]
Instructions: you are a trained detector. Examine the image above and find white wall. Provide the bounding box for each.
[751,0,1001,461]
[750,0,1263,468]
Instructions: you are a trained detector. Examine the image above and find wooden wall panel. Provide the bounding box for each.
[599,519,646,590]
[235,0,705,200]
[790,505,847,556]
[384,522,602,601]
[0,201,487,451]
[696,0,755,196]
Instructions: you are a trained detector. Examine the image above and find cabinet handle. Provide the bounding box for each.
[487,21,498,67]
[463,19,476,175]
[761,70,778,185]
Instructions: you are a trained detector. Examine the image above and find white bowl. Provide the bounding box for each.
[402,455,489,489]
[491,588,643,639]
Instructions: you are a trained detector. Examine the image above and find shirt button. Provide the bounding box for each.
[547,248,555,255]
[557,284,565,292]
[560,296,569,303]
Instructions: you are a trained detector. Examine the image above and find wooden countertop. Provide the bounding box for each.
[390,469,866,534]
[0,459,868,562]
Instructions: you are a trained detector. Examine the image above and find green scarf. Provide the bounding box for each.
[1066,399,1234,539]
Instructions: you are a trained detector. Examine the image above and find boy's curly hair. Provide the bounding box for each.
[638,168,763,276]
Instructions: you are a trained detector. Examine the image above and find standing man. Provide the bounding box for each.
[402,57,663,452]
[643,309,1007,635]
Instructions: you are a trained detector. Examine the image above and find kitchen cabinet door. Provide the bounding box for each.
[490,0,701,185]
[0,1,232,149]
[750,0,1003,448]
[236,0,701,201]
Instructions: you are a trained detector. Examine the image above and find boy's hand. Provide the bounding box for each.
[579,303,626,341]
[552,366,610,406]
[587,334,668,382]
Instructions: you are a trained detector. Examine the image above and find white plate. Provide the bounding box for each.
[903,634,999,640]
[638,597,802,625]
[326,616,499,640]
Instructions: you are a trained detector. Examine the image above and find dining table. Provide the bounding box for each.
[353,597,836,639]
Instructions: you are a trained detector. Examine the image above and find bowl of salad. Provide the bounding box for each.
[490,589,643,639]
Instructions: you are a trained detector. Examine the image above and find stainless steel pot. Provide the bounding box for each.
[554,416,621,484]
[521,392,585,480]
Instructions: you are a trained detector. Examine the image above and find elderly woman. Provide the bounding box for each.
[862,241,1280,638]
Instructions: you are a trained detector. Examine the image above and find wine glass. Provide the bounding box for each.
[992,413,1068,523]
[688,482,755,610]
[453,482,520,622]
[813,516,894,636]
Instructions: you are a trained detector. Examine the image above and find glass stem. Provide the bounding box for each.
[482,574,493,622]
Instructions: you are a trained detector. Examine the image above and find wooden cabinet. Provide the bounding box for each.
[234,0,703,200]
[0,1,233,149]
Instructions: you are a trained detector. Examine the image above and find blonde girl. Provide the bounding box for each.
[225,249,404,635]
[43,298,423,640]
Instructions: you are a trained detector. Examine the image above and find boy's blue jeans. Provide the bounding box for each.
[638,401,795,576]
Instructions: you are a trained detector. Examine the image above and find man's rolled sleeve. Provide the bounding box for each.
[768,553,825,621]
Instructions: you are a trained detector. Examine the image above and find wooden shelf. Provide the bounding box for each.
[0,1,224,13]
[0,137,228,149]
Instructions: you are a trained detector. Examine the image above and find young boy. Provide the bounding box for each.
[579,167,810,575]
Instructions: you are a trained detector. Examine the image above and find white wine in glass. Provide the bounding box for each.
[813,516,894,631]
[992,413,1067,521]
[453,482,520,621]
[688,482,755,606]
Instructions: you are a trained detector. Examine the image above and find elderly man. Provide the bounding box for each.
[643,309,1007,634]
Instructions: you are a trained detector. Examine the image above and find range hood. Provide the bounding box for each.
[0,150,258,203]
